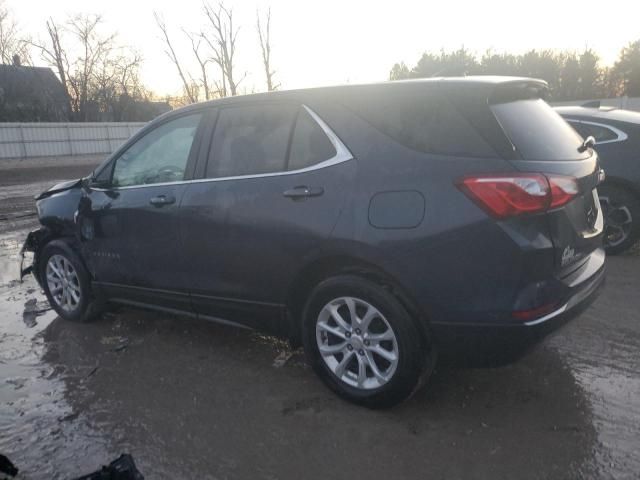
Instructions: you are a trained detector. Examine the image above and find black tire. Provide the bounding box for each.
[598,184,640,255]
[302,274,435,409]
[39,240,103,322]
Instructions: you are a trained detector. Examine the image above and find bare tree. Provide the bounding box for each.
[30,18,73,115]
[184,30,212,100]
[32,14,147,120]
[66,15,115,120]
[0,0,32,64]
[202,2,244,96]
[33,16,115,119]
[256,8,278,91]
[93,49,146,120]
[154,12,198,104]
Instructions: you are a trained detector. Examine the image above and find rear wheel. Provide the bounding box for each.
[302,275,435,408]
[598,184,640,255]
[40,240,103,322]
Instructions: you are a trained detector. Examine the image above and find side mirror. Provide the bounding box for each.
[87,177,119,199]
[86,161,116,190]
[87,177,111,189]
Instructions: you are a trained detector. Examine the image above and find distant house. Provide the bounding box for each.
[0,60,70,121]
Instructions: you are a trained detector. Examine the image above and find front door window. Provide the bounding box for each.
[112,113,202,187]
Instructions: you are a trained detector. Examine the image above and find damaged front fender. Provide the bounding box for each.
[21,176,89,286]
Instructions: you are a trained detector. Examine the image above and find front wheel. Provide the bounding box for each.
[302,275,435,408]
[40,240,103,322]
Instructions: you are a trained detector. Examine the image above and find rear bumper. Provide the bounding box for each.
[522,249,605,327]
[432,251,605,365]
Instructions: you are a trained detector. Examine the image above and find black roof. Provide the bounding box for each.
[0,64,69,120]
[0,65,67,100]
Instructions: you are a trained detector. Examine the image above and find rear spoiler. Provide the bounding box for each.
[489,79,549,104]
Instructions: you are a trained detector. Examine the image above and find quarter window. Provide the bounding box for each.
[343,88,497,158]
[288,108,337,170]
[206,104,297,178]
[111,113,202,187]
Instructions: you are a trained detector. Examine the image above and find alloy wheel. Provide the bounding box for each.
[599,195,633,248]
[46,254,82,312]
[316,296,399,390]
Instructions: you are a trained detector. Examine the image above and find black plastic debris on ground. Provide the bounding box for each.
[74,454,144,480]
[0,454,18,477]
[22,298,51,328]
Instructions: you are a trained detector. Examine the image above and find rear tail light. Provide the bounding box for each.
[456,173,578,219]
[548,175,579,208]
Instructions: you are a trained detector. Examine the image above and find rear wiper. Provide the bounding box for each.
[578,135,596,153]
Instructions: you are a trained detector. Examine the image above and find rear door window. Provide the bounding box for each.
[491,99,588,161]
[206,104,297,178]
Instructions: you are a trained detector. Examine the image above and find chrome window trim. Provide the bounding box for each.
[567,119,628,145]
[96,104,353,192]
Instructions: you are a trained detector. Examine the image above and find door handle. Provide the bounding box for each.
[283,186,324,199]
[149,194,176,207]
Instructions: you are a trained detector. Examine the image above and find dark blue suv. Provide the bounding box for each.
[22,77,605,407]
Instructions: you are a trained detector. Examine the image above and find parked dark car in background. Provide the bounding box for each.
[22,77,605,408]
[556,105,640,254]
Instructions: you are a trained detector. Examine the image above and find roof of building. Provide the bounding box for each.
[0,64,68,105]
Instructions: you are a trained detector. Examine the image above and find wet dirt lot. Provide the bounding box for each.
[1,160,639,479]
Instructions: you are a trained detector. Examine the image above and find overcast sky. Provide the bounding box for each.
[7,0,640,96]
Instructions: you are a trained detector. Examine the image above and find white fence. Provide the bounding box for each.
[0,122,146,160]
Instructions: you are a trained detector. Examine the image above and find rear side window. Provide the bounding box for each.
[206,104,297,178]
[288,107,337,170]
[343,89,497,158]
[491,99,588,161]
[567,121,618,143]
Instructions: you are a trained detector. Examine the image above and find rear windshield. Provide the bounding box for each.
[491,98,588,161]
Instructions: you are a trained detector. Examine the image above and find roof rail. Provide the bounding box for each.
[581,100,601,108]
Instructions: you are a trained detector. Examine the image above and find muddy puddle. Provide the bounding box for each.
[0,230,112,478]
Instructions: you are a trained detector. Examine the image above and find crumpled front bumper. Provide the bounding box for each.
[19,228,47,284]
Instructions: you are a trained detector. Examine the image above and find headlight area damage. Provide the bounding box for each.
[20,177,85,286]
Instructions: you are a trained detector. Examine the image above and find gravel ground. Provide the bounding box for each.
[0,158,638,479]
